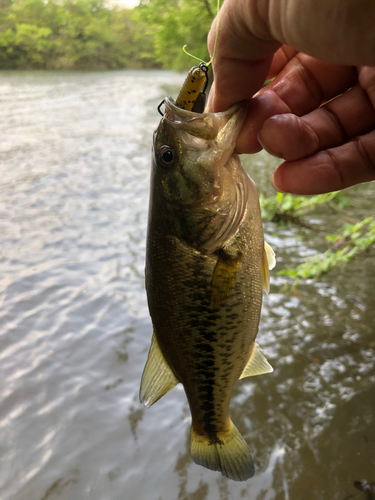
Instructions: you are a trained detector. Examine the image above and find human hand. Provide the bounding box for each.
[207,0,375,195]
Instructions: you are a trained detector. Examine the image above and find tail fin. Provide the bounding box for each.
[190,421,255,481]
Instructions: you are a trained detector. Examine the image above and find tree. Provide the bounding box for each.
[136,0,216,70]
[0,0,157,69]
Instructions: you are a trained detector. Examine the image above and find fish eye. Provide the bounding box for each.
[157,145,176,169]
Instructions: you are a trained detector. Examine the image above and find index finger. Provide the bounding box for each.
[235,56,358,153]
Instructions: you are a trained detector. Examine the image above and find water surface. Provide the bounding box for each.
[0,70,374,500]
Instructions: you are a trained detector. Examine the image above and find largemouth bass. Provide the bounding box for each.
[140,96,275,481]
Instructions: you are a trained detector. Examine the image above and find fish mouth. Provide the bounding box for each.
[164,96,244,120]
[163,96,247,142]
[158,96,250,252]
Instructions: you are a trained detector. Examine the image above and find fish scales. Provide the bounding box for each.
[148,225,262,432]
[141,97,275,481]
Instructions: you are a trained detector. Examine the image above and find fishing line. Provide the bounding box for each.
[182,0,221,67]
[157,0,221,116]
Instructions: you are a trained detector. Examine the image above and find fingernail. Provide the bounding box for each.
[270,173,286,193]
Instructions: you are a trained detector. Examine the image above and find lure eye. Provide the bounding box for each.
[157,145,176,169]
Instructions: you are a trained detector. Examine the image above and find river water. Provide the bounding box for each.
[0,70,374,500]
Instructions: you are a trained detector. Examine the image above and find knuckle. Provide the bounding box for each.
[322,106,348,143]
[324,149,345,189]
[351,134,375,174]
[293,55,325,106]
[359,66,375,109]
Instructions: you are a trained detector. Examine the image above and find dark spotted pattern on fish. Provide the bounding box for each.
[166,255,248,439]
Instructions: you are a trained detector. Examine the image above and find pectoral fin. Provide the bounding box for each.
[262,241,276,294]
[211,252,242,308]
[265,241,276,270]
[239,342,273,379]
[140,332,179,407]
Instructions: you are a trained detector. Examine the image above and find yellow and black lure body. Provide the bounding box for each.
[158,62,208,116]
[175,63,208,112]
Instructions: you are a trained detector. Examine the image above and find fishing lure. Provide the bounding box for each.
[157,0,220,116]
[175,62,208,112]
[158,62,209,116]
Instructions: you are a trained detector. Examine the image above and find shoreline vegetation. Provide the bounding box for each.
[0,0,214,70]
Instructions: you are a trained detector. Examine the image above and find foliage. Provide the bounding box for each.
[260,191,349,226]
[279,217,375,281]
[0,0,156,69]
[136,0,216,71]
[0,0,217,70]
[261,191,374,284]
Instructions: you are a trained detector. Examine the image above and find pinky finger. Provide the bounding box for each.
[271,130,375,195]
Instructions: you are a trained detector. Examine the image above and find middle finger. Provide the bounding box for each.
[258,81,375,161]
[237,54,358,153]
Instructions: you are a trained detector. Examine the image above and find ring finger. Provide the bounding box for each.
[258,76,375,161]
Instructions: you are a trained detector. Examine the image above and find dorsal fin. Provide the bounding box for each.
[239,342,273,379]
[140,332,179,407]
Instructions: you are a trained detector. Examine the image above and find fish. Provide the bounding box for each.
[140,96,276,481]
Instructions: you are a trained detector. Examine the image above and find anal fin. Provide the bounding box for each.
[140,332,179,407]
[239,342,273,379]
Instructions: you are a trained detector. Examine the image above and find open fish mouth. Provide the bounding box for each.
[163,95,244,119]
[162,96,246,142]
[152,96,250,251]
